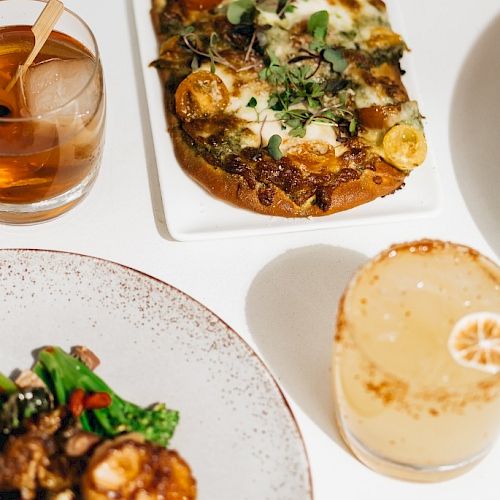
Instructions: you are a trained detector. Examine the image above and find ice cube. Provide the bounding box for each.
[23,58,101,118]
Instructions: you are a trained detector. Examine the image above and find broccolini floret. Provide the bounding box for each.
[33,346,179,447]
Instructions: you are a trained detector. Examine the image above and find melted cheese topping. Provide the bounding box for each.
[198,61,339,149]
[258,0,390,46]
[258,0,356,33]
[243,120,338,149]
[193,0,412,156]
[355,84,390,108]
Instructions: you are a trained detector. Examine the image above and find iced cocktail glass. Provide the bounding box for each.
[333,240,500,481]
[0,0,105,223]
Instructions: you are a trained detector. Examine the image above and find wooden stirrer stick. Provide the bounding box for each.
[5,0,64,92]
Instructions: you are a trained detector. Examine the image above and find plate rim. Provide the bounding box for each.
[0,247,314,499]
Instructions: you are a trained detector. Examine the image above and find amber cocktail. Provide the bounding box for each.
[0,0,105,223]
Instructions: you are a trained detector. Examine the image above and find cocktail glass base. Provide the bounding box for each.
[336,411,491,482]
[0,167,99,224]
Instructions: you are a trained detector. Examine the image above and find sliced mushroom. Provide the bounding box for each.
[64,431,101,458]
[71,346,100,371]
[14,370,46,390]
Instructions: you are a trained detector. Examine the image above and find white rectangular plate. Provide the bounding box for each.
[132,0,440,241]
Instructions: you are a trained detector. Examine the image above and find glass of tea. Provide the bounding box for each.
[0,0,105,223]
[333,240,500,481]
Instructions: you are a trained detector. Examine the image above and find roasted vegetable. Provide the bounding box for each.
[0,373,17,395]
[81,434,196,499]
[0,388,54,438]
[0,408,87,499]
[33,347,179,447]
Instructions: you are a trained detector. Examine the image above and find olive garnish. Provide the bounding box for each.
[0,104,11,117]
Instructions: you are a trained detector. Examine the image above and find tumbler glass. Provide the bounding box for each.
[0,0,105,223]
[333,240,500,481]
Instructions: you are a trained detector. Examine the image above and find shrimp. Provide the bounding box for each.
[81,434,196,499]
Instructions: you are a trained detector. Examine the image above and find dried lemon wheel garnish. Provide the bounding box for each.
[448,312,500,374]
[382,123,427,170]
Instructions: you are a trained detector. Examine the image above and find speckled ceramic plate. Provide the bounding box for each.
[0,249,312,500]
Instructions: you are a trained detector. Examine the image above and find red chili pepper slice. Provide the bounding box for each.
[84,391,112,410]
[68,388,85,417]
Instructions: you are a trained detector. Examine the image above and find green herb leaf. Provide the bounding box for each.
[321,110,336,120]
[227,0,255,25]
[0,373,17,395]
[247,97,257,108]
[268,134,284,160]
[307,10,329,44]
[289,126,306,138]
[259,52,286,85]
[323,48,348,73]
[285,118,301,129]
[349,117,358,135]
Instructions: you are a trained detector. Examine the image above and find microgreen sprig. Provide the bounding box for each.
[259,48,355,137]
[182,32,234,72]
[277,103,356,138]
[182,32,256,73]
[247,96,262,122]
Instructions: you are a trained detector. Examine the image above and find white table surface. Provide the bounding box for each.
[2,0,499,498]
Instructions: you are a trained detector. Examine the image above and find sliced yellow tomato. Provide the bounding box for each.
[382,123,427,170]
[175,70,229,122]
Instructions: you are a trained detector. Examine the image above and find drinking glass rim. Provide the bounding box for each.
[0,0,101,122]
[335,239,500,393]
